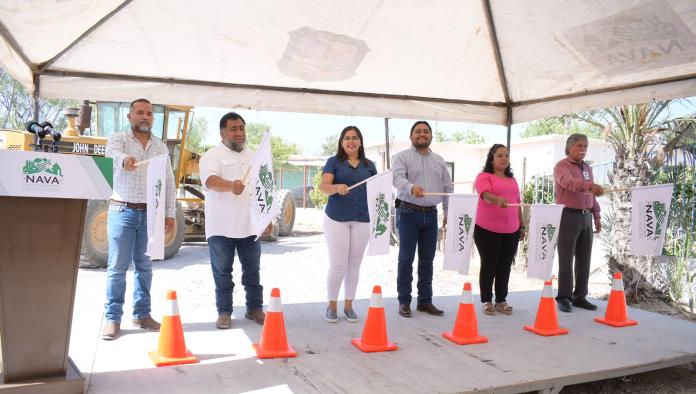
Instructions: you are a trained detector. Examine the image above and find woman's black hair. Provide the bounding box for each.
[482,143,513,177]
[336,126,369,166]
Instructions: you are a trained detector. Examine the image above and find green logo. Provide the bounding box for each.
[154,179,162,209]
[457,213,473,252]
[464,214,473,233]
[22,158,63,186]
[645,200,667,239]
[372,193,389,237]
[255,164,274,214]
[539,224,556,260]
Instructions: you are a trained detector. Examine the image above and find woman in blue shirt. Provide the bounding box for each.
[320,126,377,323]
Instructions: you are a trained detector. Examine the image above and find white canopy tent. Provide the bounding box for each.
[2,0,696,143]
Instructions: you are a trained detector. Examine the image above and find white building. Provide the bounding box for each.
[365,134,614,191]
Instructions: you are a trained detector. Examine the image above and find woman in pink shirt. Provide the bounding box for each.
[474,144,525,315]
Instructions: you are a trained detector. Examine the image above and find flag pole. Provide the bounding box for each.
[134,154,168,167]
[346,171,390,191]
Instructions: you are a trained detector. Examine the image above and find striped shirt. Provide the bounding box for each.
[105,129,176,217]
[392,145,453,212]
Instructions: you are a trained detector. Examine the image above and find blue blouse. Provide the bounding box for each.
[323,156,378,222]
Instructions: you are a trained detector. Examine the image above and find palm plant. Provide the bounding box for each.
[572,101,696,302]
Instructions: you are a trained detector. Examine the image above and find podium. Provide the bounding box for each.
[0,150,112,393]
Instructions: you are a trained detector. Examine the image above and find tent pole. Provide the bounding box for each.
[506,105,512,149]
[384,118,391,170]
[32,73,40,121]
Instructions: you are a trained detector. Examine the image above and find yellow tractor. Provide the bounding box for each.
[0,101,296,268]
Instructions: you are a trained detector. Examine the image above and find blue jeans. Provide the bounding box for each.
[208,235,263,314]
[104,205,152,323]
[396,207,438,305]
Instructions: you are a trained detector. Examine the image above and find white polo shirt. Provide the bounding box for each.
[199,143,255,239]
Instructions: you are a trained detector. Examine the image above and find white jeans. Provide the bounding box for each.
[323,214,370,301]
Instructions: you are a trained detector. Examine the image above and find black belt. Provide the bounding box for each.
[564,207,592,215]
[110,199,147,210]
[397,199,436,213]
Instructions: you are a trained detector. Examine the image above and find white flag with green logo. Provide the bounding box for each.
[248,131,279,238]
[443,194,478,274]
[146,154,168,260]
[527,204,565,280]
[366,170,393,256]
[631,183,674,256]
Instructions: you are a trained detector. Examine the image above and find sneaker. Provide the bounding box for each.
[101,321,120,340]
[216,313,232,329]
[325,308,338,323]
[245,309,266,325]
[344,308,359,323]
[132,315,161,331]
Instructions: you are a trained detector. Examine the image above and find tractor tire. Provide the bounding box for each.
[164,204,186,259]
[259,218,280,241]
[80,200,109,269]
[276,189,296,236]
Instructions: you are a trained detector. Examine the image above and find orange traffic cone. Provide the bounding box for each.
[148,290,198,367]
[253,288,297,359]
[352,286,397,352]
[524,280,569,336]
[595,272,638,327]
[442,282,488,345]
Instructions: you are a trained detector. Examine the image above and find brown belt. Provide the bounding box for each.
[110,199,147,210]
[397,199,436,213]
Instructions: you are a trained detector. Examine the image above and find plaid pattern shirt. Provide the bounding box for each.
[106,129,176,217]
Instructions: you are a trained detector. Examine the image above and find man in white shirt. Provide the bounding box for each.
[199,112,266,329]
[101,99,176,340]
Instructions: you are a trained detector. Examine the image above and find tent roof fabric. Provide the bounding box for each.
[1,0,696,125]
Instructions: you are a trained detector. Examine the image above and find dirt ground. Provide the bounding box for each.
[289,208,696,394]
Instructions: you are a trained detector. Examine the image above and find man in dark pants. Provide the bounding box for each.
[199,112,267,329]
[392,120,453,317]
[553,134,604,312]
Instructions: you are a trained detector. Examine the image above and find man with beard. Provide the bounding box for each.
[392,121,453,318]
[101,99,176,340]
[199,112,266,329]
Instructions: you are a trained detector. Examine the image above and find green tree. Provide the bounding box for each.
[309,170,328,209]
[453,129,485,144]
[245,123,299,169]
[434,129,448,143]
[186,117,207,153]
[320,134,338,155]
[0,69,78,130]
[573,101,696,302]
[521,118,601,139]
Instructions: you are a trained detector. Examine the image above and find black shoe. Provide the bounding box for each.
[572,298,598,311]
[416,303,444,316]
[557,299,572,313]
[398,304,412,317]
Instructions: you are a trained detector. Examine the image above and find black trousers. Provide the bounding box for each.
[473,225,520,304]
[556,209,594,302]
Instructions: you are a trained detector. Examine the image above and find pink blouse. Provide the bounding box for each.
[474,172,521,234]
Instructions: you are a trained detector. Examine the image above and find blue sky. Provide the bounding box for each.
[194,98,694,155]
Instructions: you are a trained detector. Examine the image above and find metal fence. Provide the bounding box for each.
[523,160,615,204]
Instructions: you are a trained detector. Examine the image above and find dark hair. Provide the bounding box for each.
[336,126,369,166]
[129,98,152,110]
[482,143,513,177]
[410,120,432,136]
[219,112,246,131]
